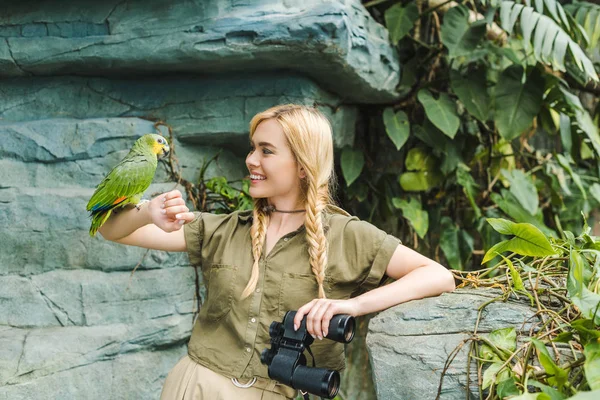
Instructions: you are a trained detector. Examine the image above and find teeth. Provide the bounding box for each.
[250,174,266,180]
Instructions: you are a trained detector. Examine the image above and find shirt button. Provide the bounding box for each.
[251,318,256,323]
[256,288,261,293]
[246,347,251,353]
[283,238,289,242]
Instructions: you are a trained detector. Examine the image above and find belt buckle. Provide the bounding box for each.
[231,377,257,388]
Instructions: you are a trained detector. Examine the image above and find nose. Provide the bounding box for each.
[246,150,259,168]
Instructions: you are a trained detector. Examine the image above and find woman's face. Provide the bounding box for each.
[245,119,305,204]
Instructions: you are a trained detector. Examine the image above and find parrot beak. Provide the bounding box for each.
[160,145,170,159]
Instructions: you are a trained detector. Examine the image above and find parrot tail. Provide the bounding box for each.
[89,210,113,237]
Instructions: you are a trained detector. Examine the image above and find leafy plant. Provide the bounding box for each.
[445,216,600,399]
[346,0,600,272]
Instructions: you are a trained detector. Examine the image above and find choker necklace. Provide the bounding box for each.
[262,205,306,214]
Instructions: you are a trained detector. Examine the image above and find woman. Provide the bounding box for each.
[98,104,455,400]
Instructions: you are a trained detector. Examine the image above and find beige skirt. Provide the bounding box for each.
[160,355,297,400]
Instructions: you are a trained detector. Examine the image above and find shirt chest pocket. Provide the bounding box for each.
[204,264,237,321]
[278,272,320,318]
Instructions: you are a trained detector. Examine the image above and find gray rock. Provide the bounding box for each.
[0,184,192,276]
[0,332,187,399]
[0,317,191,387]
[367,289,542,400]
[0,75,357,150]
[0,0,399,103]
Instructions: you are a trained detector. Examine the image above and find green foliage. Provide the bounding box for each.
[349,0,600,276]
[383,108,410,150]
[449,219,600,399]
[565,1,600,50]
[340,147,365,187]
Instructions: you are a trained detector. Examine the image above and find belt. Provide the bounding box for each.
[231,376,298,399]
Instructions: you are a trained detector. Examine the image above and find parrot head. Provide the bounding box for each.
[140,134,170,159]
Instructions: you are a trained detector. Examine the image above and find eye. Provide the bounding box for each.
[262,148,272,155]
[157,137,164,144]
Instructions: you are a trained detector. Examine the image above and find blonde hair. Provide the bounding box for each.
[241,104,337,299]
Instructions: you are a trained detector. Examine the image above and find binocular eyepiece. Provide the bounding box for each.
[260,311,355,399]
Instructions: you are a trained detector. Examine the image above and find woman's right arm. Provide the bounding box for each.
[98,189,196,252]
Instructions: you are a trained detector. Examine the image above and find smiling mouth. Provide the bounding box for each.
[249,174,266,180]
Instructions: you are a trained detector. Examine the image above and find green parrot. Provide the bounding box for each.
[86,134,170,236]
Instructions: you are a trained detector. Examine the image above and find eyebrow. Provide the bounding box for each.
[250,140,276,148]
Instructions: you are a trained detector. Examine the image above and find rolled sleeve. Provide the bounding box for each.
[183,211,204,266]
[360,234,401,291]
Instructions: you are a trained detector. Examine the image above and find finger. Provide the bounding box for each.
[294,299,317,331]
[163,198,185,208]
[174,212,196,223]
[306,301,325,338]
[163,205,189,217]
[313,302,332,339]
[322,304,337,338]
[163,189,182,201]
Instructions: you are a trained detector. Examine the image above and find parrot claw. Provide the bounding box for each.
[135,199,150,210]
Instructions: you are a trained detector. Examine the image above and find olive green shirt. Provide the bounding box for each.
[183,206,401,380]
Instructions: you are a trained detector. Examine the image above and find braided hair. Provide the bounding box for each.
[240,104,337,300]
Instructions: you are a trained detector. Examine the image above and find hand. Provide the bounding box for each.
[293,298,360,340]
[148,189,196,232]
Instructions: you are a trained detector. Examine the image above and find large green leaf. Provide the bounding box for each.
[501,169,539,215]
[340,148,364,187]
[383,108,410,151]
[584,342,600,390]
[489,327,517,352]
[482,218,555,263]
[494,66,544,141]
[441,5,487,58]
[392,197,429,239]
[417,90,460,138]
[450,68,490,121]
[399,147,442,191]
[384,2,419,44]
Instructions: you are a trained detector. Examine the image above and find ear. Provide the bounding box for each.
[298,166,306,179]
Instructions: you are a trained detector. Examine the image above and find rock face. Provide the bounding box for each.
[0,0,400,103]
[0,1,400,399]
[367,289,542,400]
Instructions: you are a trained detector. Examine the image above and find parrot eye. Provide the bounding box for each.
[157,137,164,144]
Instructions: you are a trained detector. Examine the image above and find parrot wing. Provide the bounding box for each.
[87,154,157,214]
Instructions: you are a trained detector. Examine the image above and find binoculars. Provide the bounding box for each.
[260,311,355,399]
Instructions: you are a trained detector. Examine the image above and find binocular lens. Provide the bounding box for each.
[327,370,340,398]
[344,317,355,342]
[327,314,355,343]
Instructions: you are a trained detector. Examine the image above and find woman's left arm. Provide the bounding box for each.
[294,244,456,339]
